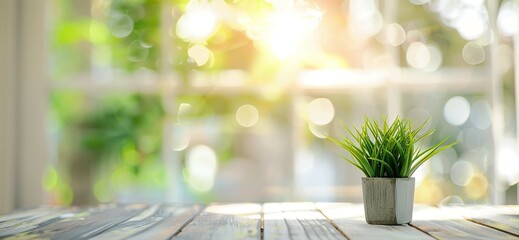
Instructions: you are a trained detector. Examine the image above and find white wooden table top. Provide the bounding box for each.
[1,203,518,239]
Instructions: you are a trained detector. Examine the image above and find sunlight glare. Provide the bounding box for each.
[498,143,519,185]
[265,6,322,59]
[176,2,217,42]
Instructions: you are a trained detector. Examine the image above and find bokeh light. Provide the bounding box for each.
[45,0,512,206]
[455,8,486,40]
[308,122,328,139]
[172,124,190,152]
[410,0,429,6]
[307,98,334,125]
[450,160,474,186]
[423,43,442,72]
[386,23,406,47]
[108,12,134,38]
[176,2,217,42]
[348,0,384,38]
[439,195,464,205]
[406,41,442,71]
[464,173,488,199]
[127,40,150,62]
[497,1,519,36]
[43,166,58,191]
[188,44,212,66]
[406,42,430,69]
[444,96,470,126]
[462,42,485,65]
[438,0,462,21]
[177,103,193,123]
[470,100,492,130]
[236,104,259,128]
[186,145,218,192]
[415,180,444,204]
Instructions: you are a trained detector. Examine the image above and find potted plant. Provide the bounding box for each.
[326,116,459,225]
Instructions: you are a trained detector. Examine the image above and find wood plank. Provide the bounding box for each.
[411,206,518,240]
[1,204,145,240]
[317,203,433,240]
[125,204,202,240]
[86,204,164,240]
[175,203,261,240]
[0,207,60,228]
[263,202,344,240]
[459,205,519,237]
[0,207,66,237]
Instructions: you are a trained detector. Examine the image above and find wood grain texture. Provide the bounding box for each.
[87,204,201,240]
[126,204,202,240]
[263,202,344,240]
[412,206,518,240]
[2,203,519,240]
[0,204,145,240]
[175,203,261,240]
[0,207,65,237]
[89,204,165,240]
[458,205,519,237]
[317,203,433,240]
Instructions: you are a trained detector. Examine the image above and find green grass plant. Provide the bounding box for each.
[326,116,459,178]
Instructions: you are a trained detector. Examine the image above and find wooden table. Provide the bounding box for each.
[1,203,519,239]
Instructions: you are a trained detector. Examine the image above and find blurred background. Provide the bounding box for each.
[1,0,519,212]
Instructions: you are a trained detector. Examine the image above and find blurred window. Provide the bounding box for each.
[46,0,517,205]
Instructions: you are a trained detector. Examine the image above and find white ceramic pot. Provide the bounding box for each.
[361,177,415,225]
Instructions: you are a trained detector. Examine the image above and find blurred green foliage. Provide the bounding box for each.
[47,0,496,205]
[50,92,166,204]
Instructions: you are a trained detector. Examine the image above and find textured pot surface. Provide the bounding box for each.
[362,177,415,225]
